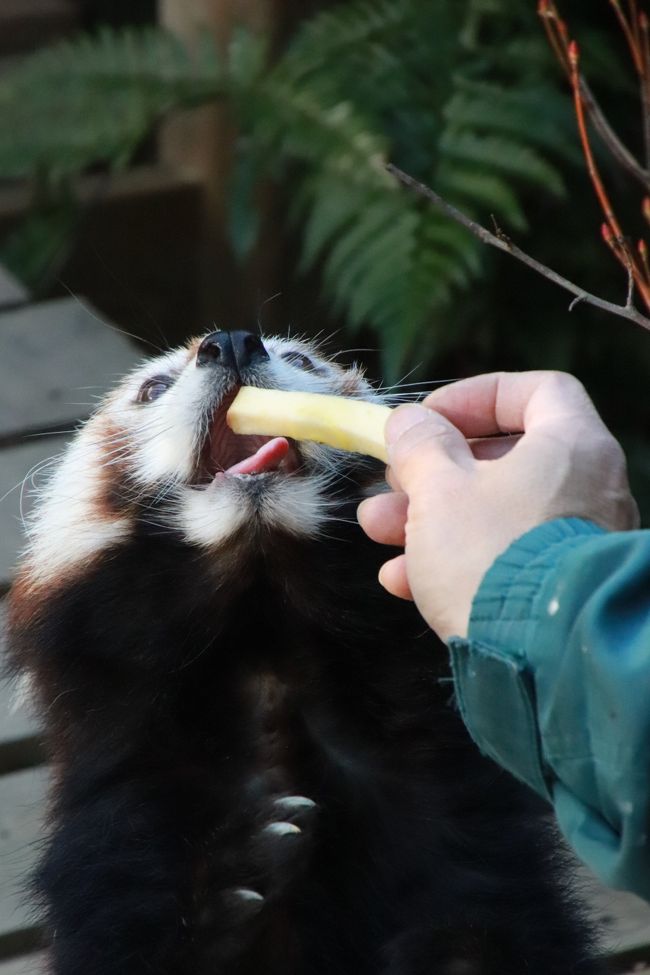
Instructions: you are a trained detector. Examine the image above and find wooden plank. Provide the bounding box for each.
[0,170,203,353]
[0,602,44,776]
[0,0,76,55]
[605,946,650,973]
[0,297,139,439]
[0,438,69,585]
[0,767,48,945]
[590,881,650,958]
[574,864,650,970]
[0,268,27,311]
[609,955,650,974]
[0,165,200,225]
[0,952,46,975]
[0,605,36,745]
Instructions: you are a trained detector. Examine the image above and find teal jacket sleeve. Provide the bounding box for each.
[447,518,650,900]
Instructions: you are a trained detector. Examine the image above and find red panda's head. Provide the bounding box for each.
[17,331,386,594]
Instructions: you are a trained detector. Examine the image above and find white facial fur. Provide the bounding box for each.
[21,334,384,586]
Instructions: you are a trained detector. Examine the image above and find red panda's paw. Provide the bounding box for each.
[249,794,318,899]
[193,794,318,965]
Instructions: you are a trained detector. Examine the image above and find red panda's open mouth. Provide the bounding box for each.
[195,395,301,483]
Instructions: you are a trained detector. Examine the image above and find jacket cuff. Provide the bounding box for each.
[448,518,605,800]
[468,518,606,654]
[448,638,552,798]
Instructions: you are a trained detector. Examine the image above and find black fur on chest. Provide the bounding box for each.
[8,517,599,975]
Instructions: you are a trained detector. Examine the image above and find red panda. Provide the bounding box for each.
[7,331,599,975]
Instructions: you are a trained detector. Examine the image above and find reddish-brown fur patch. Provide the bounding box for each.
[94,417,134,520]
[338,371,366,397]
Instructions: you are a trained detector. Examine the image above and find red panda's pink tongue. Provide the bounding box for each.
[225,437,290,476]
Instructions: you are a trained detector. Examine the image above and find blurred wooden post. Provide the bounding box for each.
[158,0,274,328]
[158,0,272,171]
[159,0,271,49]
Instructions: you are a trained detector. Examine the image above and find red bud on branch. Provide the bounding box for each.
[643,197,650,223]
[638,239,650,287]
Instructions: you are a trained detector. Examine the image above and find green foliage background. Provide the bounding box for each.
[0,0,648,514]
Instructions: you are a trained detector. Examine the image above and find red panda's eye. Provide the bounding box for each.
[136,377,172,404]
[281,352,314,370]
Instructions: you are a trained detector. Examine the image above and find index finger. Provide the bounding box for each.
[422,371,599,438]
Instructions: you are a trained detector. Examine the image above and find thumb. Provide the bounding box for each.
[385,405,474,491]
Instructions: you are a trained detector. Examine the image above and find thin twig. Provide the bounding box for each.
[638,238,650,284]
[386,163,650,334]
[569,42,650,308]
[539,0,570,72]
[539,2,650,191]
[579,78,650,192]
[631,0,641,48]
[639,13,650,169]
[569,46,624,241]
[610,0,644,73]
[626,260,635,308]
[608,1,650,172]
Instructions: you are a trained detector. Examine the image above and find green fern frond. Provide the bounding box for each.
[445,81,581,163]
[418,218,483,276]
[0,195,79,290]
[255,79,389,183]
[295,179,362,273]
[439,131,566,196]
[0,0,593,381]
[320,198,405,289]
[498,36,556,72]
[0,27,227,179]
[323,203,417,330]
[436,166,529,231]
[279,0,409,83]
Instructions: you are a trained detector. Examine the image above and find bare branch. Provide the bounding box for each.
[626,260,635,309]
[538,4,650,189]
[580,78,650,193]
[386,162,650,334]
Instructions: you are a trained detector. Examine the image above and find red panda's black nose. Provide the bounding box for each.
[196,331,269,373]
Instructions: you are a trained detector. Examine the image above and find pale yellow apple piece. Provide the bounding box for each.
[227,387,392,463]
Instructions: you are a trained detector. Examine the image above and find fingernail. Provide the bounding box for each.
[386,404,431,445]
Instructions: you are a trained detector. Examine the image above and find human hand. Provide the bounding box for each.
[357,371,639,641]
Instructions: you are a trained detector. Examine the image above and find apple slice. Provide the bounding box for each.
[226,387,392,463]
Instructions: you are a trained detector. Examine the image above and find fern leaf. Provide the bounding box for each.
[295,179,361,272]
[0,28,226,179]
[418,217,483,276]
[326,210,418,324]
[256,78,390,185]
[320,198,405,289]
[279,0,409,83]
[439,131,566,196]
[0,196,79,290]
[445,83,580,163]
[0,0,604,383]
[436,166,529,231]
